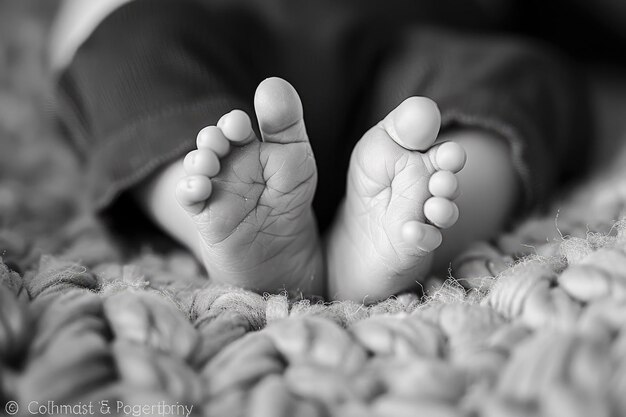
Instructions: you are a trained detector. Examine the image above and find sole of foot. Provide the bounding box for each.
[175,77,324,296]
[327,96,466,303]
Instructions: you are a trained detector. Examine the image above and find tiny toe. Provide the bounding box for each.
[219,110,256,145]
[428,170,460,199]
[183,149,221,177]
[381,96,441,151]
[434,142,466,173]
[402,221,443,252]
[175,175,212,210]
[424,197,459,229]
[197,126,230,157]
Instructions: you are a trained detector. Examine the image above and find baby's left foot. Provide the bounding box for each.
[327,97,466,302]
[175,78,324,296]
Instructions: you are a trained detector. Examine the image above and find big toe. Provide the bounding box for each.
[254,77,308,144]
[381,96,441,151]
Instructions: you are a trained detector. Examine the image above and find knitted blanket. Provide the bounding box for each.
[2,3,626,417]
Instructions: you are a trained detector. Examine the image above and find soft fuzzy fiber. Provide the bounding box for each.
[2,3,626,417]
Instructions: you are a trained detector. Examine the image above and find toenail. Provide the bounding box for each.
[186,178,196,188]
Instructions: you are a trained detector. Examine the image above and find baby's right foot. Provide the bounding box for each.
[327,97,466,302]
[175,78,324,296]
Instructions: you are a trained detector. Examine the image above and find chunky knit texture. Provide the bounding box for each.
[2,2,626,416]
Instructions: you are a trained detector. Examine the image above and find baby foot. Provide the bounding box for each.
[327,97,466,302]
[175,78,324,296]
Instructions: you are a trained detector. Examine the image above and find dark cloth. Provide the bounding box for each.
[56,0,592,232]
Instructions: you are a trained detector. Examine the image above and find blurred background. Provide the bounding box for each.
[2,0,626,263]
[0,0,81,272]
